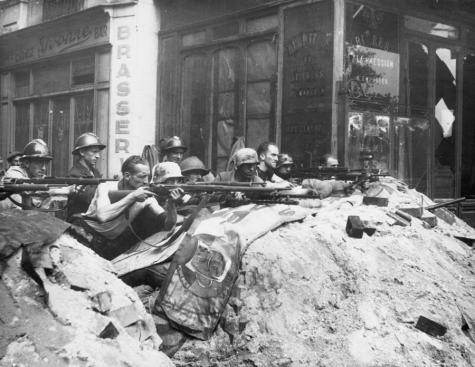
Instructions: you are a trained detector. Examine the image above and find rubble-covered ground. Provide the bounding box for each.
[0,211,173,367]
[173,179,475,367]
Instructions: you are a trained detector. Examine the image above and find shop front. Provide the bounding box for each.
[0,0,159,177]
[156,0,475,225]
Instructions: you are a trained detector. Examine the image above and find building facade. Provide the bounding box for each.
[1,0,474,224]
[0,0,159,177]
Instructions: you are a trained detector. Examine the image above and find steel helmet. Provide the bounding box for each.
[162,136,187,152]
[72,132,106,154]
[277,153,294,168]
[21,139,53,160]
[233,148,258,166]
[7,151,22,163]
[151,162,184,183]
[180,156,209,175]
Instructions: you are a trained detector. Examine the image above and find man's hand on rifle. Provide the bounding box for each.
[129,187,157,202]
[169,188,185,202]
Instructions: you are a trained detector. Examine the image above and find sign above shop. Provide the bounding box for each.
[0,11,109,69]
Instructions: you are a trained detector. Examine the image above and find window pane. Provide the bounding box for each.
[246,118,269,150]
[393,117,430,194]
[347,112,390,172]
[216,118,234,172]
[217,49,236,91]
[33,62,69,94]
[246,81,271,115]
[461,53,475,198]
[433,48,456,198]
[217,92,235,119]
[404,16,458,39]
[72,55,94,85]
[51,97,70,176]
[247,42,276,81]
[14,71,29,97]
[409,42,429,117]
[33,100,49,144]
[14,103,30,151]
[182,54,209,162]
[74,93,94,140]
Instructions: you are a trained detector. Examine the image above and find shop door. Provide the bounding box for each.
[51,96,70,176]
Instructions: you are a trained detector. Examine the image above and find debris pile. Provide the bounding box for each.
[173,178,475,366]
[0,210,173,367]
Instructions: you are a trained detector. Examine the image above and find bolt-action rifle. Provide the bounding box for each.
[3,177,117,185]
[108,182,320,206]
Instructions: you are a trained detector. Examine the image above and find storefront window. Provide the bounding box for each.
[9,51,108,176]
[404,16,459,39]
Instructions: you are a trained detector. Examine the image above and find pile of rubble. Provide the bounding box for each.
[0,210,173,367]
[173,178,475,366]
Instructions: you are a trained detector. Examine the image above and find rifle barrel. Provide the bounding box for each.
[425,197,466,211]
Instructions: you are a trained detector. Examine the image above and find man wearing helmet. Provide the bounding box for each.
[1,139,75,209]
[214,148,264,183]
[180,156,213,183]
[67,132,106,221]
[161,136,187,164]
[276,153,294,180]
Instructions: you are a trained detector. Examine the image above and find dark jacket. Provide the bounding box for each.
[67,162,102,221]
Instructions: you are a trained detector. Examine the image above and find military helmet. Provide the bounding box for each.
[233,148,258,166]
[180,156,209,175]
[151,162,184,183]
[72,132,106,154]
[277,153,294,168]
[7,151,22,163]
[162,136,187,152]
[21,139,53,160]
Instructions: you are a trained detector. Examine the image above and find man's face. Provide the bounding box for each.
[236,163,257,180]
[80,147,101,167]
[164,148,185,164]
[184,171,203,183]
[125,163,150,189]
[10,156,21,166]
[25,158,49,178]
[326,157,339,168]
[261,145,279,169]
[277,165,292,178]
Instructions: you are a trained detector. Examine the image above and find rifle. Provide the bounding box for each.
[3,177,117,185]
[0,183,66,210]
[293,167,387,181]
[108,183,320,206]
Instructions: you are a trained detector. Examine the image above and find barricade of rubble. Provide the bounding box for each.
[172,177,475,366]
[0,210,173,367]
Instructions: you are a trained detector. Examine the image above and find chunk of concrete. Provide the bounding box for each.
[346,216,364,239]
[362,196,389,207]
[415,315,447,337]
[433,208,456,225]
[421,210,437,228]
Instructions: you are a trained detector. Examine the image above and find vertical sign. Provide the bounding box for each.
[282,1,334,167]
